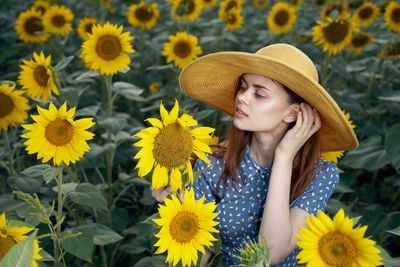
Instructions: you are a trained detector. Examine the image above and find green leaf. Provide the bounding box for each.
[98,117,127,135]
[378,92,400,102]
[340,136,389,170]
[69,183,107,210]
[384,124,400,169]
[84,143,115,162]
[74,105,100,117]
[374,244,400,267]
[54,56,74,71]
[73,70,100,83]
[112,81,144,100]
[119,238,149,255]
[60,227,93,262]
[21,164,51,177]
[79,223,123,245]
[142,212,160,225]
[388,226,400,236]
[7,175,42,193]
[133,256,168,266]
[43,166,63,184]
[0,231,36,267]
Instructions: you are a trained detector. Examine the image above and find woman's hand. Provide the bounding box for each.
[275,103,321,160]
[151,185,172,203]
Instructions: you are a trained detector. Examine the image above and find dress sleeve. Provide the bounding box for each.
[290,160,339,217]
[185,156,218,203]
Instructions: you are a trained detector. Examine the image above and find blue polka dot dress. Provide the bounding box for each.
[185,144,339,267]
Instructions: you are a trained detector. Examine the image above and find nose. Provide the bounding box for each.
[236,89,249,105]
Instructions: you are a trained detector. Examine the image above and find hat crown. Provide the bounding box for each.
[256,44,319,83]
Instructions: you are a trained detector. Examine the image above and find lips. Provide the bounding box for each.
[235,107,248,117]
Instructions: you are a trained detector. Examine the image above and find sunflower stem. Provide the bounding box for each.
[55,169,64,262]
[105,74,114,207]
[321,52,330,89]
[3,131,13,175]
[366,59,381,96]
[106,75,113,118]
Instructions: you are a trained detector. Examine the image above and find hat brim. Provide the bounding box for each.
[179,51,358,152]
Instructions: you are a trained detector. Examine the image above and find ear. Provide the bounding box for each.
[283,103,300,123]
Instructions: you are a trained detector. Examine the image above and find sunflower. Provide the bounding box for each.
[0,84,29,131]
[297,33,309,42]
[312,14,359,55]
[162,31,202,69]
[267,2,297,34]
[200,0,218,8]
[378,40,400,59]
[321,2,348,20]
[349,0,364,10]
[77,17,98,41]
[81,21,135,76]
[42,5,74,36]
[219,0,243,21]
[296,209,383,266]
[18,51,58,102]
[172,0,203,21]
[353,2,379,27]
[0,212,42,267]
[133,100,214,192]
[21,102,95,166]
[15,9,50,43]
[127,2,160,30]
[149,82,160,93]
[31,0,50,16]
[153,188,219,267]
[101,0,115,14]
[252,0,268,8]
[320,109,355,163]
[384,1,400,32]
[291,0,303,9]
[349,32,374,54]
[223,8,244,31]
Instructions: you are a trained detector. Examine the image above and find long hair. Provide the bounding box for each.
[210,79,321,203]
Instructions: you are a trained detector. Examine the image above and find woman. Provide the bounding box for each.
[152,43,358,266]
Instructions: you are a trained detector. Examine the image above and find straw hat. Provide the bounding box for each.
[179,43,358,152]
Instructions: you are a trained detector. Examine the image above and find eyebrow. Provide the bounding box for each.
[241,77,271,92]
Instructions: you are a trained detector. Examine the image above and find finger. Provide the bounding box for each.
[302,104,316,134]
[300,104,309,131]
[310,108,322,133]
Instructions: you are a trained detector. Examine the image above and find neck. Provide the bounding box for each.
[249,133,281,168]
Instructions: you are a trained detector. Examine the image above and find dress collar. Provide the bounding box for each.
[243,143,272,176]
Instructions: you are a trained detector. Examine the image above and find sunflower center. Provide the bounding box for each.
[34,66,49,87]
[179,0,195,15]
[153,122,193,168]
[392,8,400,23]
[135,6,154,21]
[85,23,94,34]
[45,119,74,146]
[169,211,199,243]
[322,20,350,44]
[36,6,46,15]
[351,34,369,47]
[0,93,14,118]
[227,13,237,24]
[226,0,238,11]
[173,41,192,58]
[359,7,373,19]
[0,233,17,260]
[274,10,289,25]
[318,231,357,266]
[51,15,66,28]
[24,17,43,35]
[96,35,122,60]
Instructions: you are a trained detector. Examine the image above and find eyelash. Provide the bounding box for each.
[239,86,265,98]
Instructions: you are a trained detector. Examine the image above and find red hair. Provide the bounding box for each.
[210,79,321,203]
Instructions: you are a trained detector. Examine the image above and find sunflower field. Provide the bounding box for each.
[0,0,400,266]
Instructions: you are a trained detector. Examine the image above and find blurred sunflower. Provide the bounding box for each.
[127,2,160,30]
[15,9,50,43]
[223,8,244,31]
[101,0,115,14]
[252,0,268,8]
[0,213,42,266]
[31,0,50,16]
[312,14,359,55]
[378,40,400,59]
[296,209,383,266]
[320,109,355,163]
[384,1,400,32]
[81,21,135,75]
[149,82,160,93]
[133,100,214,192]
[162,31,202,69]
[21,102,95,166]
[42,5,74,36]
[219,0,243,20]
[77,17,98,41]
[349,32,374,54]
[200,0,218,8]
[313,0,325,8]
[267,2,297,34]
[353,2,379,27]
[172,0,203,21]
[18,51,58,102]
[153,188,219,267]
[321,2,348,20]
[0,84,29,131]
[291,0,303,9]
[297,33,309,42]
